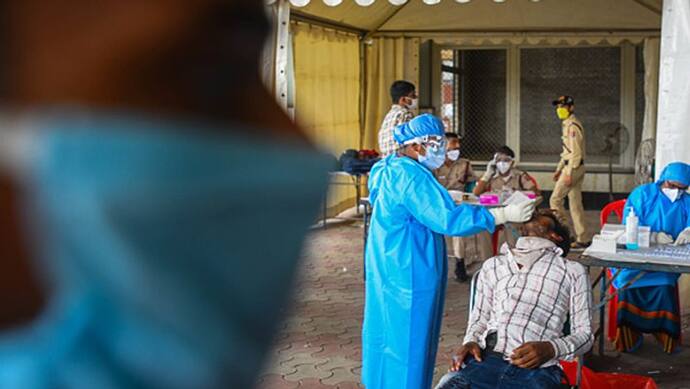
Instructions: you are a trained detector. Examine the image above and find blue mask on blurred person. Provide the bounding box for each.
[0,111,329,389]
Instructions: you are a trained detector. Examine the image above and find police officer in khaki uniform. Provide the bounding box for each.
[434,133,477,191]
[473,145,541,256]
[550,96,589,248]
[434,133,480,281]
[473,146,541,199]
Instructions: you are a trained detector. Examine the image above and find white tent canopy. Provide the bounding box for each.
[273,0,661,34]
[265,0,665,202]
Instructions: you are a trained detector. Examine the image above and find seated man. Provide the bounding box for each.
[473,145,541,199]
[434,133,483,281]
[611,162,690,354]
[437,209,593,389]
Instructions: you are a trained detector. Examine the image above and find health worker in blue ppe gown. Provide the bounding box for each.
[362,114,537,389]
[0,2,329,388]
[611,162,690,354]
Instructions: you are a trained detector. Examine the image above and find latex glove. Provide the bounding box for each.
[481,155,497,182]
[489,200,536,225]
[674,227,690,246]
[653,232,674,245]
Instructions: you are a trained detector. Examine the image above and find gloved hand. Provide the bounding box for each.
[481,155,497,182]
[674,227,690,246]
[653,232,674,245]
[489,200,536,225]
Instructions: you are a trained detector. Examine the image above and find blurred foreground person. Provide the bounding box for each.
[0,1,328,388]
[363,114,536,389]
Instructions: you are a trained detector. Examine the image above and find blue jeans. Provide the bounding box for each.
[435,352,564,389]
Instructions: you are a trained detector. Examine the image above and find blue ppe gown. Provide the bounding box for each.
[362,154,496,389]
[612,162,690,289]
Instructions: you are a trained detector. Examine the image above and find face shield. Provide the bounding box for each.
[403,135,447,170]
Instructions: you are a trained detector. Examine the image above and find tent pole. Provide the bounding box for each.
[274,0,290,112]
[359,37,368,150]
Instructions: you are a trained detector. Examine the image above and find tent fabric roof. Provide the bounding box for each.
[280,0,661,34]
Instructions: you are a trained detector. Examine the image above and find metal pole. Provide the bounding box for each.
[274,0,290,112]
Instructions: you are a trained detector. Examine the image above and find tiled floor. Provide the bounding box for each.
[257,211,690,388]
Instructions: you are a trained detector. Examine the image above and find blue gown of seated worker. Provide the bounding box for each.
[362,116,496,389]
[611,162,690,289]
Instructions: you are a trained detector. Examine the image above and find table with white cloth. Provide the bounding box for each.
[576,244,690,355]
[320,171,367,228]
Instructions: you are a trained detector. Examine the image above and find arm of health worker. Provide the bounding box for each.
[403,172,496,237]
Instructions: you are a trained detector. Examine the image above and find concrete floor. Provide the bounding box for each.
[257,211,690,389]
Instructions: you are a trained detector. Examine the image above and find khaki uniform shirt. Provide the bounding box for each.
[435,158,477,191]
[556,114,586,176]
[487,168,539,193]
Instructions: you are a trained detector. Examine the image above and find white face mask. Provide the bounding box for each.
[662,187,681,202]
[496,161,512,175]
[510,237,556,269]
[446,149,460,161]
[515,236,555,252]
[407,98,418,110]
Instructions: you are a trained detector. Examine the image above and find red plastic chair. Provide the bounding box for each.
[599,199,627,228]
[561,360,658,389]
[599,199,626,342]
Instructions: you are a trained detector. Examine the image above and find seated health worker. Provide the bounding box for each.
[611,162,690,354]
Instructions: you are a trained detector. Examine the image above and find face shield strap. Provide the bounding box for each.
[402,135,446,152]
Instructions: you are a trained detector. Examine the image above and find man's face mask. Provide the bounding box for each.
[556,107,571,120]
[0,110,329,388]
[496,160,512,175]
[406,97,419,110]
[446,149,460,162]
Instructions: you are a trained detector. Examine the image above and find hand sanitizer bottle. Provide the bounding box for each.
[626,207,639,250]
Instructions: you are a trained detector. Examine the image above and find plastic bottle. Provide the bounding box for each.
[626,207,639,250]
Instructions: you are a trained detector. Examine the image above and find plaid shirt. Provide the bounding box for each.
[464,242,593,367]
[377,104,414,157]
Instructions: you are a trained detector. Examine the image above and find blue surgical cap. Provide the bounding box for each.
[658,162,690,187]
[393,114,444,144]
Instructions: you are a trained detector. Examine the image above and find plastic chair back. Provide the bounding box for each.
[599,199,627,227]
